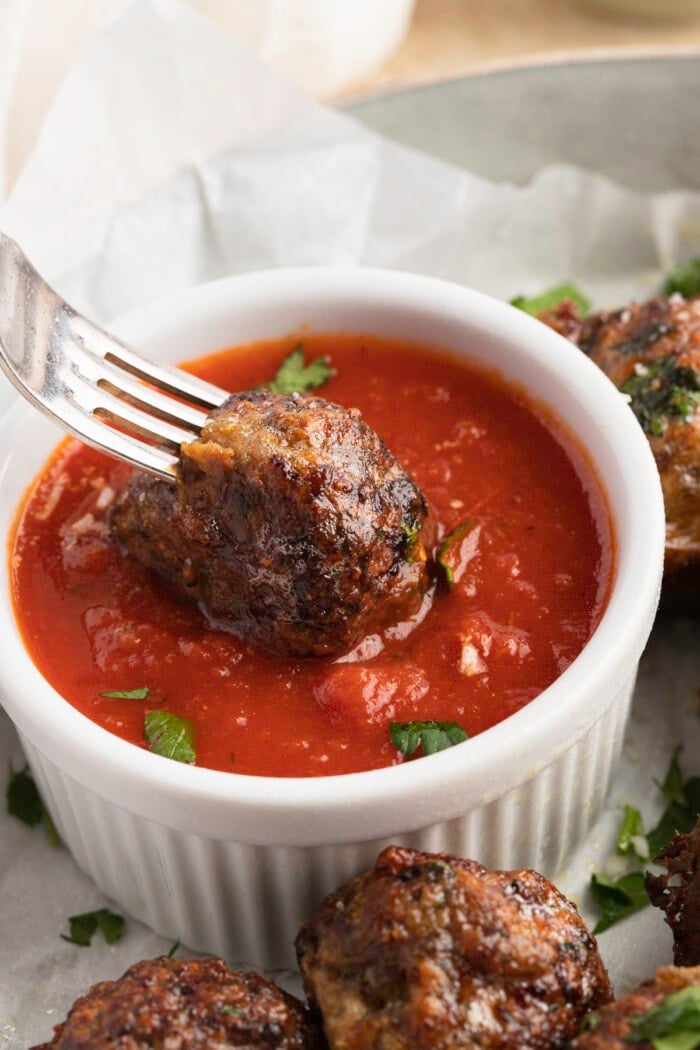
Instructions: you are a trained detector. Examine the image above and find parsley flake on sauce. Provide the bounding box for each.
[627,987,700,1049]
[663,257,700,299]
[221,1005,243,1017]
[390,721,468,758]
[99,686,150,700]
[264,345,333,395]
[438,518,480,589]
[6,764,60,847]
[619,354,700,437]
[510,283,591,317]
[144,710,196,764]
[61,908,125,947]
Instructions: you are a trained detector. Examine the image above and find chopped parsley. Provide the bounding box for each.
[390,721,468,758]
[510,283,591,317]
[590,871,649,935]
[167,937,181,958]
[627,986,700,1048]
[590,748,700,934]
[438,518,480,589]
[655,745,687,806]
[619,354,700,437]
[6,764,60,847]
[400,520,421,563]
[616,805,649,861]
[99,686,150,700]
[145,711,196,764]
[663,257,700,299]
[61,908,125,947]
[647,750,700,859]
[580,1012,602,1034]
[221,1005,242,1017]
[263,345,333,395]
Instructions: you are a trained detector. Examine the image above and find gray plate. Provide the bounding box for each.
[348,53,700,192]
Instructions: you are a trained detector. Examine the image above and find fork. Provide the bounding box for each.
[0,231,229,481]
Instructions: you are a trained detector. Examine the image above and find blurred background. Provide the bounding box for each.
[2,0,700,196]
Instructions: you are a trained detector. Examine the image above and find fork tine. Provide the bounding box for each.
[70,347,210,433]
[65,370,199,452]
[69,314,228,410]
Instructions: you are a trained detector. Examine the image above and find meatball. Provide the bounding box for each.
[540,294,700,596]
[112,390,431,658]
[31,955,323,1049]
[571,965,700,1048]
[646,816,700,966]
[295,845,612,1050]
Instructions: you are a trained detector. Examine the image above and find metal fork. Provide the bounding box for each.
[0,231,229,481]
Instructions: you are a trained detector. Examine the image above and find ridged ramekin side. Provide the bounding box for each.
[18,672,633,970]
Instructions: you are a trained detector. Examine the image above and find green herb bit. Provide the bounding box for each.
[99,686,150,700]
[390,721,468,758]
[663,257,700,299]
[61,908,125,947]
[627,986,700,1048]
[438,518,480,589]
[221,1005,242,1017]
[656,745,688,807]
[580,1012,602,1034]
[589,871,649,935]
[647,750,700,859]
[616,805,649,861]
[144,710,196,764]
[510,283,591,317]
[619,354,700,437]
[6,764,60,847]
[400,520,421,564]
[167,937,180,958]
[263,345,333,395]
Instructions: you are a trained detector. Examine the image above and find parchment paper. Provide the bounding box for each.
[1,2,699,1045]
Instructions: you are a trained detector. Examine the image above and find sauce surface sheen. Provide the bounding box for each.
[10,334,612,777]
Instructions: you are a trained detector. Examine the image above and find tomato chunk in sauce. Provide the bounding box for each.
[9,334,612,777]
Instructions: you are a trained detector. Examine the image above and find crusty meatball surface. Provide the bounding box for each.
[295,845,612,1050]
[540,294,700,595]
[112,390,431,659]
[646,816,700,966]
[571,965,700,1048]
[31,956,323,1050]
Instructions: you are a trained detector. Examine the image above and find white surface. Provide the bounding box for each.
[0,1,695,1046]
[0,0,414,193]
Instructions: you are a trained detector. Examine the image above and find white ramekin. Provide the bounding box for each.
[0,268,664,967]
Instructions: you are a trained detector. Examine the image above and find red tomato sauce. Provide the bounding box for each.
[9,334,612,777]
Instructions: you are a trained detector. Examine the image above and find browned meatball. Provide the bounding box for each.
[112,390,431,658]
[571,965,700,1048]
[31,956,323,1050]
[646,816,700,966]
[541,294,700,595]
[295,845,612,1050]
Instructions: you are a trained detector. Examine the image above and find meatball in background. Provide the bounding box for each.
[296,845,612,1050]
[31,956,324,1050]
[541,294,700,598]
[646,816,700,966]
[572,965,700,1049]
[112,390,431,659]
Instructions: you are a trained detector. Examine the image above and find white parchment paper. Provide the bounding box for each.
[1,2,700,1045]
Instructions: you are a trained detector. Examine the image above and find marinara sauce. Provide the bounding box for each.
[10,335,612,777]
